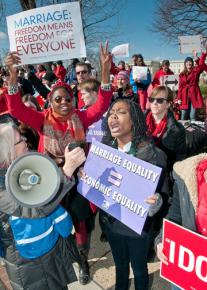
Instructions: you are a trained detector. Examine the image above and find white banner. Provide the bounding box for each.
[132,66,148,81]
[178,35,202,54]
[160,74,179,91]
[111,43,129,58]
[6,2,86,65]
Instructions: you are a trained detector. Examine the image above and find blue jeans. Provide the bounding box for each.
[181,102,196,121]
[105,226,149,290]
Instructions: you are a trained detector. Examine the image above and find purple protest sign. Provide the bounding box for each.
[77,140,162,234]
[86,118,106,143]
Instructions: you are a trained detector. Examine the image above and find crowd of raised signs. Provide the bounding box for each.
[0,45,207,290]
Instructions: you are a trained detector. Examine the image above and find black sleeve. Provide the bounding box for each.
[154,180,182,247]
[27,72,50,99]
[175,125,187,161]
[20,79,34,95]
[165,181,182,224]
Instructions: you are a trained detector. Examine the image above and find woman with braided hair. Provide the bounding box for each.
[5,44,112,166]
[99,98,169,290]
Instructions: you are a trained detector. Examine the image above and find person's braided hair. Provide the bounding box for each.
[102,99,149,148]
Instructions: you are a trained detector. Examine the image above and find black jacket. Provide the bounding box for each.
[111,88,137,104]
[27,72,50,99]
[146,110,187,173]
[18,77,34,95]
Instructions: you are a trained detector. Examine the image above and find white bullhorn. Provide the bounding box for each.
[6,152,61,207]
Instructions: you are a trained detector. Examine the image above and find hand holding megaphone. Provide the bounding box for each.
[63,146,86,178]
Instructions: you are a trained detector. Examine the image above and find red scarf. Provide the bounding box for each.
[146,112,167,146]
[42,108,85,166]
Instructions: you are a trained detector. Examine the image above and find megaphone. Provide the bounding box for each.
[5,152,62,208]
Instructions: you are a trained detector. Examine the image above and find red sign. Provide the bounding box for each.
[161,219,207,290]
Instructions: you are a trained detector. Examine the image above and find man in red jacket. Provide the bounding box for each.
[152,60,174,88]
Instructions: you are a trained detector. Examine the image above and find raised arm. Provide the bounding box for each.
[79,42,112,129]
[198,46,207,65]
[5,52,44,132]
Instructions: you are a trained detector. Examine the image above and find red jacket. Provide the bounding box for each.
[35,70,46,79]
[177,56,206,110]
[152,68,174,88]
[78,90,85,109]
[55,66,67,82]
[196,159,207,236]
[110,61,125,76]
[6,88,112,154]
[0,88,8,114]
[195,52,207,66]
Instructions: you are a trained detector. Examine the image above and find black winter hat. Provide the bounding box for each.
[184,57,194,65]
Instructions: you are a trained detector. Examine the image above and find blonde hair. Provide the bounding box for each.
[150,85,174,103]
[0,122,16,168]
[78,79,100,93]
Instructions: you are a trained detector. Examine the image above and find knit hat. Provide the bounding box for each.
[117,71,129,83]
[49,81,73,100]
[42,72,57,83]
[184,57,194,65]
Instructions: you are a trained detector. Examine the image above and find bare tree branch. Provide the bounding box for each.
[0,0,125,48]
[151,0,207,43]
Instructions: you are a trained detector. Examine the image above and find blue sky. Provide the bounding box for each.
[108,0,186,62]
[0,0,191,62]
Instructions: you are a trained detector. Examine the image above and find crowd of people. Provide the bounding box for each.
[0,43,207,290]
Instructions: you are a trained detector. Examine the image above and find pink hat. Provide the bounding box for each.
[117,71,129,83]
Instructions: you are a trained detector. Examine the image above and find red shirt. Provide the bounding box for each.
[152,68,174,88]
[6,88,112,154]
[0,88,8,114]
[55,66,67,82]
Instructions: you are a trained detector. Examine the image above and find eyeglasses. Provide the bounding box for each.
[53,95,71,104]
[14,136,27,146]
[148,97,168,104]
[76,70,88,75]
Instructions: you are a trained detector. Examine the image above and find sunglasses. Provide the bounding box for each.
[76,70,88,75]
[14,136,27,146]
[54,95,71,104]
[148,97,167,104]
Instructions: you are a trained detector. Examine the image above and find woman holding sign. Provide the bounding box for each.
[5,44,112,166]
[100,99,168,290]
[130,54,151,111]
